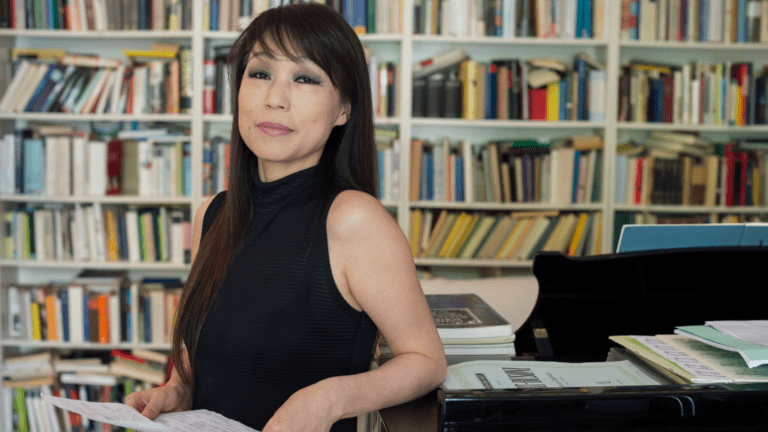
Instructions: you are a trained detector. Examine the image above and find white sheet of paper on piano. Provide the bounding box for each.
[42,394,259,432]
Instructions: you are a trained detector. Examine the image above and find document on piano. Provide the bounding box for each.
[656,334,768,382]
[42,394,259,432]
[441,360,661,390]
[674,325,768,368]
[705,321,768,347]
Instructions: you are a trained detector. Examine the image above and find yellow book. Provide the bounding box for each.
[753,166,760,206]
[546,82,560,121]
[541,215,569,252]
[45,294,58,341]
[457,215,496,259]
[426,212,458,258]
[438,213,468,258]
[11,48,66,61]
[478,216,516,259]
[593,212,603,255]
[410,209,422,257]
[495,218,526,259]
[459,60,478,120]
[31,302,42,341]
[567,213,589,256]
[448,213,479,258]
[513,216,549,260]
[504,218,537,260]
[422,210,447,257]
[105,209,119,262]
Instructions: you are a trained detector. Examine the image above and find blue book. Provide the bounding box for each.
[24,63,57,112]
[649,78,664,122]
[210,0,219,31]
[576,58,587,120]
[559,78,567,120]
[617,223,768,253]
[571,150,581,203]
[737,0,747,42]
[59,290,70,342]
[23,138,44,195]
[82,294,89,342]
[576,0,584,38]
[630,0,639,40]
[582,0,592,38]
[125,289,132,343]
[32,64,68,112]
[486,64,497,119]
[143,295,152,343]
[183,143,192,196]
[342,0,366,33]
[455,156,464,202]
[47,0,57,29]
[117,210,128,260]
[699,0,709,42]
[425,153,434,201]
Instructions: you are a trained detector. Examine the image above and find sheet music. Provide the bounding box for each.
[42,394,259,432]
[632,336,731,382]
[706,321,768,347]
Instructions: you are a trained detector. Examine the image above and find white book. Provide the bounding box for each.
[68,284,85,343]
[11,62,49,113]
[433,141,447,202]
[54,136,72,196]
[88,140,107,196]
[61,373,118,387]
[125,208,141,263]
[71,133,88,196]
[20,289,33,340]
[33,209,46,261]
[92,201,106,262]
[55,295,64,342]
[673,70,683,124]
[588,70,606,121]
[376,0,389,33]
[171,210,184,264]
[95,69,116,114]
[167,144,178,196]
[116,128,168,140]
[110,64,126,114]
[25,394,38,432]
[709,0,723,41]
[85,206,98,262]
[44,211,55,262]
[2,387,13,432]
[132,65,148,114]
[151,146,163,195]
[75,203,90,261]
[137,140,153,196]
[44,136,58,196]
[0,133,15,194]
[150,289,166,344]
[461,141,474,203]
[413,47,469,79]
[110,292,120,344]
[13,0,26,29]
[682,63,691,124]
[7,286,22,338]
[691,79,700,125]
[53,208,64,260]
[0,59,31,112]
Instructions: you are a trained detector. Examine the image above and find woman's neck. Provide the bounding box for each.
[257,158,319,183]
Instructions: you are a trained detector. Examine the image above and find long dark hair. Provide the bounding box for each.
[172,3,377,388]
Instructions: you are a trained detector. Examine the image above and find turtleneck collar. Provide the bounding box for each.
[251,165,320,214]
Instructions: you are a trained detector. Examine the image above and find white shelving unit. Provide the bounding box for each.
[1,0,768,426]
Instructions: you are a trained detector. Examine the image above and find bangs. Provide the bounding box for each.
[237,6,343,90]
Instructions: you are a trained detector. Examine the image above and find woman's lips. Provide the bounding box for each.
[258,122,293,137]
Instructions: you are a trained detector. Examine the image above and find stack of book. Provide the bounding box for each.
[610,320,768,385]
[427,293,515,365]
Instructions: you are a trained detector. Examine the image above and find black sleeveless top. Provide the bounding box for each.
[192,166,378,431]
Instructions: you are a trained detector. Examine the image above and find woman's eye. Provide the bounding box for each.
[296,76,319,84]
[249,71,269,79]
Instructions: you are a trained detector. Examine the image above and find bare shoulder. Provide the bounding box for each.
[327,190,399,240]
[193,193,221,231]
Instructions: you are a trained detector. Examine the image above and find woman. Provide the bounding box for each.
[125,4,447,432]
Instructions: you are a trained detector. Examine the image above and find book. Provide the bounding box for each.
[413,47,469,79]
[426,293,513,341]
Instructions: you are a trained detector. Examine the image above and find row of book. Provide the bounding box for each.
[414,0,604,39]
[4,204,192,264]
[203,0,403,35]
[409,134,603,205]
[621,0,768,43]
[0,0,194,30]
[413,49,606,121]
[0,128,192,198]
[3,349,169,431]
[375,129,401,202]
[0,46,193,115]
[618,60,768,126]
[5,272,183,345]
[411,210,603,260]
[615,136,768,207]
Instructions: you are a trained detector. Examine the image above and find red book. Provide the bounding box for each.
[739,151,748,206]
[68,387,82,426]
[724,143,736,206]
[662,75,674,123]
[106,139,122,195]
[111,349,147,365]
[529,88,547,120]
[634,157,644,204]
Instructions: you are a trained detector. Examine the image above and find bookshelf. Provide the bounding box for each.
[1,0,768,428]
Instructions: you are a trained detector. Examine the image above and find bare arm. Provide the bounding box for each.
[324,191,447,419]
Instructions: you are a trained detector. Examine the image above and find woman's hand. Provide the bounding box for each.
[124,383,192,419]
[262,381,338,432]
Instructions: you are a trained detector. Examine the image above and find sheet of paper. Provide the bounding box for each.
[657,334,768,382]
[42,394,259,432]
[632,336,731,382]
[675,325,768,368]
[442,360,661,390]
[705,321,768,347]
